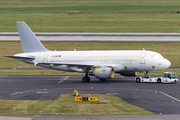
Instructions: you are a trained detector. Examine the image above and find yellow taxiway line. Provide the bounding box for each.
[58,76,69,84]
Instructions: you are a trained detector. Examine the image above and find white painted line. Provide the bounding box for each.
[106,93,119,95]
[36,92,49,94]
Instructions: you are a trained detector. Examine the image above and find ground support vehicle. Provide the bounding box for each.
[135,72,178,83]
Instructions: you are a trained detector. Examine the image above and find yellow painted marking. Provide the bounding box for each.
[18,22,23,26]
[159,91,180,102]
[58,76,69,83]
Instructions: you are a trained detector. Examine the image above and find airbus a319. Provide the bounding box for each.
[5,22,171,82]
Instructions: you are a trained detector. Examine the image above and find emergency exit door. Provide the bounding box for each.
[43,53,49,63]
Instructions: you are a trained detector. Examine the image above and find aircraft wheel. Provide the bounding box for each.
[136,77,141,83]
[99,79,106,81]
[82,77,90,82]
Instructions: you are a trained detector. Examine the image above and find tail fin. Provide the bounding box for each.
[16,21,50,53]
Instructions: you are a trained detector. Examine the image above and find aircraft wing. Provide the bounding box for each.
[38,62,96,68]
[37,62,116,71]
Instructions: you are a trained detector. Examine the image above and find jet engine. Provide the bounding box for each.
[120,72,138,77]
[93,68,114,79]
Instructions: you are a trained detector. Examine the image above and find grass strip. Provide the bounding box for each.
[0,94,155,115]
[0,69,178,76]
[1,0,180,32]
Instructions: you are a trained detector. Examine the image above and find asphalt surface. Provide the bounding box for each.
[1,33,180,41]
[0,75,180,115]
[1,115,180,120]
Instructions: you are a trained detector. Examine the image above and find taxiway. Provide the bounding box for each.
[0,75,180,114]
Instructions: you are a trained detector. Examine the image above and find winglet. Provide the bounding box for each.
[16,21,50,53]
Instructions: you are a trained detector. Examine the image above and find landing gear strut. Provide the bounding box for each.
[82,72,90,82]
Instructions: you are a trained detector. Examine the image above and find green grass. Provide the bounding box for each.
[0,70,84,75]
[1,41,180,69]
[0,94,154,115]
[1,0,180,32]
[0,69,179,76]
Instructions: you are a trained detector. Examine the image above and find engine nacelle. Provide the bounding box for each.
[93,68,114,79]
[120,72,138,77]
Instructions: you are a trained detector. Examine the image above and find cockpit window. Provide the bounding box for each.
[158,55,164,59]
[152,55,160,60]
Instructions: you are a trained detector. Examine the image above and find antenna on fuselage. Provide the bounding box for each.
[143,48,145,51]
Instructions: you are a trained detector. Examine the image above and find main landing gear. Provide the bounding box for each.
[82,72,90,82]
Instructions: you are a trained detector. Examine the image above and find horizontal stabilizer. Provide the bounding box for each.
[4,55,34,60]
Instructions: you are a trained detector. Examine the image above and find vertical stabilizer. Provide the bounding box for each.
[16,22,50,53]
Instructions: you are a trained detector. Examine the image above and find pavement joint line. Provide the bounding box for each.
[58,76,69,83]
[133,89,180,102]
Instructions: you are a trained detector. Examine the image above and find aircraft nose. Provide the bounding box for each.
[164,59,171,69]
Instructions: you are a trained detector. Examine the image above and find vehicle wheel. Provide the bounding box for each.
[82,77,90,82]
[136,77,141,83]
[157,79,161,83]
[99,79,106,81]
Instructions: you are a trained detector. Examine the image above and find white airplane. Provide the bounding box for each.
[5,22,171,82]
